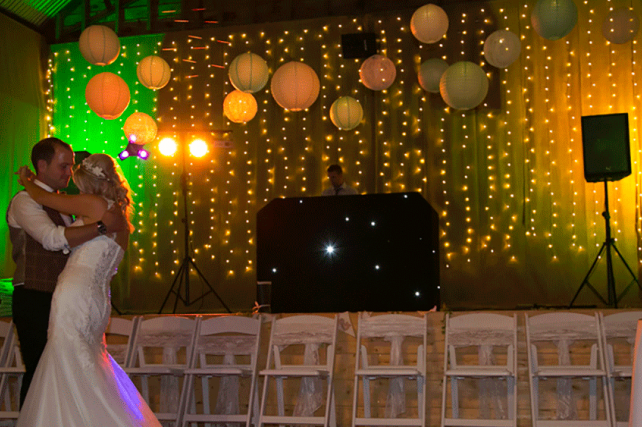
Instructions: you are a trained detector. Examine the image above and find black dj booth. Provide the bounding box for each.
[256,192,440,313]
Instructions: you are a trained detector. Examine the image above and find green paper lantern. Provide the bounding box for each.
[330,97,363,131]
[531,0,578,41]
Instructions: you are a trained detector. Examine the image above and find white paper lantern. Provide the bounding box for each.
[271,61,320,111]
[224,90,258,123]
[418,58,449,93]
[531,0,578,41]
[78,25,120,66]
[137,55,171,90]
[439,61,489,110]
[603,8,640,44]
[483,30,521,69]
[85,72,130,120]
[411,4,449,44]
[359,55,396,91]
[229,52,269,93]
[123,112,157,145]
[330,97,363,131]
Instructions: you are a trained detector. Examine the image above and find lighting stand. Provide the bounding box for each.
[569,180,642,308]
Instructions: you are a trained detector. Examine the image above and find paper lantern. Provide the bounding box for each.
[137,55,171,90]
[271,61,320,111]
[330,97,363,131]
[531,0,578,41]
[229,52,269,93]
[78,25,120,66]
[483,30,521,69]
[359,55,397,91]
[418,58,449,93]
[603,8,640,44]
[439,61,489,110]
[123,112,157,145]
[85,72,130,120]
[411,4,449,44]
[224,90,258,123]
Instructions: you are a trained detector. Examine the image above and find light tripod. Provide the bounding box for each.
[569,180,642,308]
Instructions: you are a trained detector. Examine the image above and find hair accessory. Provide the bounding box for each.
[81,158,107,179]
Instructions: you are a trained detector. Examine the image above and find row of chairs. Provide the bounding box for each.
[0,310,639,426]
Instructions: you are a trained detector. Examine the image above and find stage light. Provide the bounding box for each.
[138,149,150,159]
[118,142,148,161]
[189,138,208,158]
[159,137,177,157]
[118,150,130,160]
[415,291,421,297]
[325,245,335,255]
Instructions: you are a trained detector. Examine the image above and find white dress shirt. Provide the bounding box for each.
[322,183,358,196]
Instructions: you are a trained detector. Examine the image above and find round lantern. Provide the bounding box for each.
[85,72,130,120]
[223,90,258,123]
[330,97,363,131]
[411,4,449,44]
[79,25,120,66]
[418,58,449,93]
[137,55,171,90]
[531,0,578,41]
[229,52,269,93]
[483,30,521,69]
[439,61,489,110]
[359,55,397,91]
[123,112,157,145]
[270,61,320,111]
[602,8,640,44]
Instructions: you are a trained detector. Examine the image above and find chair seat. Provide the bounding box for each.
[355,367,421,378]
[610,366,632,378]
[534,366,606,378]
[261,415,327,425]
[183,414,248,422]
[184,366,253,376]
[125,366,186,375]
[445,366,513,377]
[0,367,25,375]
[0,411,19,419]
[354,417,423,426]
[443,418,515,427]
[261,367,329,377]
[534,420,609,427]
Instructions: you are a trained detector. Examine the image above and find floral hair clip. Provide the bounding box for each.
[81,158,107,179]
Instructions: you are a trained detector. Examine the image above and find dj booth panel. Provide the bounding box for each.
[256,192,440,313]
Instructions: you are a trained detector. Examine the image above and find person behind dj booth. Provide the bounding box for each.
[321,164,358,196]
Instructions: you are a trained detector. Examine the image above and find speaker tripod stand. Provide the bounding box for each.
[570,180,642,308]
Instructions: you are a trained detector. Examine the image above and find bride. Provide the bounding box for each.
[16,154,161,426]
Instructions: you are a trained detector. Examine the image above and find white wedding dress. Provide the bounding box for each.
[17,215,161,426]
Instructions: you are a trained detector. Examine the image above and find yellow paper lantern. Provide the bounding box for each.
[224,90,258,123]
[123,112,157,145]
[78,25,120,66]
[411,4,449,44]
[602,8,640,44]
[229,52,269,94]
[85,72,130,120]
[137,55,171,90]
[330,97,363,131]
[360,54,396,91]
[439,61,488,110]
[270,61,320,111]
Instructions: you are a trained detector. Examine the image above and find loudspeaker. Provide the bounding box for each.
[581,113,632,182]
[341,33,377,59]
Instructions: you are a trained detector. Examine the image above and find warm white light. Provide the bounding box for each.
[189,139,208,157]
[158,137,177,157]
[326,245,335,255]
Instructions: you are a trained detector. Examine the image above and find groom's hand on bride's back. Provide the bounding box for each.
[101,205,128,233]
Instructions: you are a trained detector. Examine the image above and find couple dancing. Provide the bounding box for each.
[9,138,161,426]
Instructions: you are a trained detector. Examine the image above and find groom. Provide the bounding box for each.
[7,137,127,407]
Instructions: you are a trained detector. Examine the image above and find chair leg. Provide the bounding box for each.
[363,377,371,418]
[276,377,285,427]
[451,377,459,419]
[202,375,211,427]
[589,377,597,420]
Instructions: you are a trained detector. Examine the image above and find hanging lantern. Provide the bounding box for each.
[603,8,640,44]
[271,61,320,111]
[411,4,449,44]
[531,0,578,41]
[229,52,269,93]
[439,61,489,110]
[359,54,396,91]
[223,90,258,123]
[123,112,157,145]
[78,25,120,66]
[330,97,363,131]
[85,72,130,120]
[418,58,449,93]
[483,30,521,69]
[137,55,171,90]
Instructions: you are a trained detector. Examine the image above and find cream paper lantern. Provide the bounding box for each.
[224,90,258,123]
[418,58,449,93]
[439,61,489,110]
[85,72,130,120]
[270,61,320,111]
[411,4,449,44]
[603,8,640,44]
[229,52,269,93]
[483,30,521,69]
[531,0,578,41]
[330,97,363,131]
[359,54,396,91]
[123,112,157,145]
[137,55,171,90]
[79,25,120,66]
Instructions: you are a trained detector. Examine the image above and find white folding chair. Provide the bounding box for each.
[525,312,612,427]
[105,316,140,368]
[351,312,427,427]
[126,315,200,427]
[599,310,642,427]
[440,312,517,427]
[258,314,339,427]
[0,320,24,421]
[181,315,262,427]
